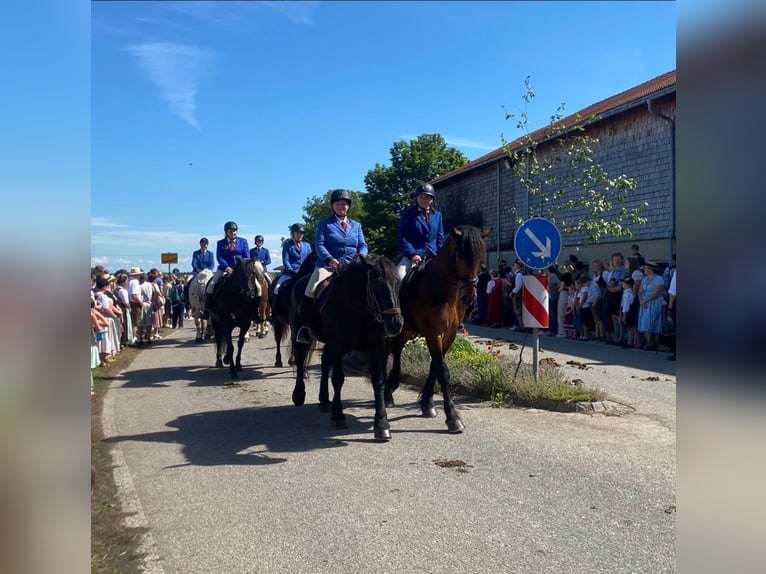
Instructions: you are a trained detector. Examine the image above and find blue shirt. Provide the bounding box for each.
[281,240,312,276]
[315,216,368,267]
[398,204,445,259]
[249,246,272,271]
[216,236,250,271]
[191,248,215,274]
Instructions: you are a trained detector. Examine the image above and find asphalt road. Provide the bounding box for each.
[102,323,676,574]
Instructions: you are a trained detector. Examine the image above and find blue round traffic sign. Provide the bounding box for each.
[514,218,562,269]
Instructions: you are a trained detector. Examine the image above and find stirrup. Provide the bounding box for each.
[295,325,311,344]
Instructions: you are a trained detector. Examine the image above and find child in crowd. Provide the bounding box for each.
[620,277,638,348]
[170,280,185,328]
[563,283,577,339]
[577,274,593,341]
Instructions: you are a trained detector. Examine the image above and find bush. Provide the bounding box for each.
[400,335,604,406]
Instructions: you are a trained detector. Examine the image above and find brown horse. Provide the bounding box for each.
[385,225,491,433]
[252,272,273,338]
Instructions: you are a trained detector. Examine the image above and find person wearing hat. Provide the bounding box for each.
[249,235,272,275]
[637,260,665,351]
[127,267,144,343]
[295,189,368,343]
[202,221,250,320]
[396,182,445,280]
[191,237,214,276]
[273,223,312,295]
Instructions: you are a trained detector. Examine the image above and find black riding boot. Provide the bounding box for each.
[201,293,213,320]
[294,295,314,344]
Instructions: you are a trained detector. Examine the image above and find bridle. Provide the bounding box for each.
[364,268,401,324]
[451,248,479,291]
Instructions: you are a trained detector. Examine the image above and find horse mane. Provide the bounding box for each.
[336,254,397,307]
[450,225,486,272]
[296,250,319,278]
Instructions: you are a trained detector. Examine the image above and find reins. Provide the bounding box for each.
[348,264,400,323]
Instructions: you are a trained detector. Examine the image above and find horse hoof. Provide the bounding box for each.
[374,428,392,441]
[421,407,437,418]
[223,356,230,365]
[292,391,306,406]
[447,419,465,434]
[385,399,395,408]
[318,403,331,413]
[275,361,283,368]
[236,364,243,371]
[195,337,203,343]
[215,360,224,368]
[288,358,295,367]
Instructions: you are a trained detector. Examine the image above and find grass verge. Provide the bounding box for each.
[400,334,605,407]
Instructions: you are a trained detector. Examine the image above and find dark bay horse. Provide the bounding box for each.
[386,225,491,433]
[210,258,264,380]
[289,254,403,441]
[269,252,318,368]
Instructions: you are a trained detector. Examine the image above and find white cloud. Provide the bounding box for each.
[123,42,215,130]
[443,136,498,152]
[261,1,319,25]
[91,217,129,228]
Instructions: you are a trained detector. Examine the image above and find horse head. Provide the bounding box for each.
[358,254,404,338]
[239,258,264,300]
[449,226,492,306]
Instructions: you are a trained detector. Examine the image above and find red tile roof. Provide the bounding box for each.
[433,70,676,184]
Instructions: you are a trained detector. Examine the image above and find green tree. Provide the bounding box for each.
[502,76,646,245]
[363,134,468,257]
[299,189,367,247]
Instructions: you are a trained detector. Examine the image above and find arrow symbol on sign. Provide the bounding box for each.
[524,227,552,258]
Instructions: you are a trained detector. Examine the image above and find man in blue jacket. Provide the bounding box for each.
[191,237,215,276]
[202,221,251,319]
[295,189,368,343]
[250,235,272,272]
[274,223,312,295]
[396,182,444,280]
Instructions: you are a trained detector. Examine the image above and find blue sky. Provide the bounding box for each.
[90,1,676,273]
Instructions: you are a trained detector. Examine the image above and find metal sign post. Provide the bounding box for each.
[514,218,562,382]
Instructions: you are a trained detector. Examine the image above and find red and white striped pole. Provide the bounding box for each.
[522,275,549,329]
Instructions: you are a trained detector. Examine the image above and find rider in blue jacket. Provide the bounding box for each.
[191,237,215,276]
[202,221,250,319]
[295,189,368,343]
[274,223,312,295]
[396,182,444,279]
[249,235,272,272]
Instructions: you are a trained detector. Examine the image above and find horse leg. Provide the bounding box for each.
[437,329,464,433]
[226,329,238,380]
[385,337,404,407]
[273,322,284,368]
[329,353,347,430]
[233,325,247,378]
[213,320,224,368]
[318,350,332,412]
[420,361,438,418]
[194,315,203,342]
[291,339,308,406]
[369,350,391,441]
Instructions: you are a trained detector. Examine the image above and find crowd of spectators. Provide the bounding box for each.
[470,244,676,356]
[90,265,191,395]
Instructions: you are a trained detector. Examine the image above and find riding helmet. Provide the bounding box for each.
[290,223,305,234]
[330,189,352,207]
[254,234,264,243]
[200,237,208,244]
[224,221,238,232]
[414,183,436,198]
